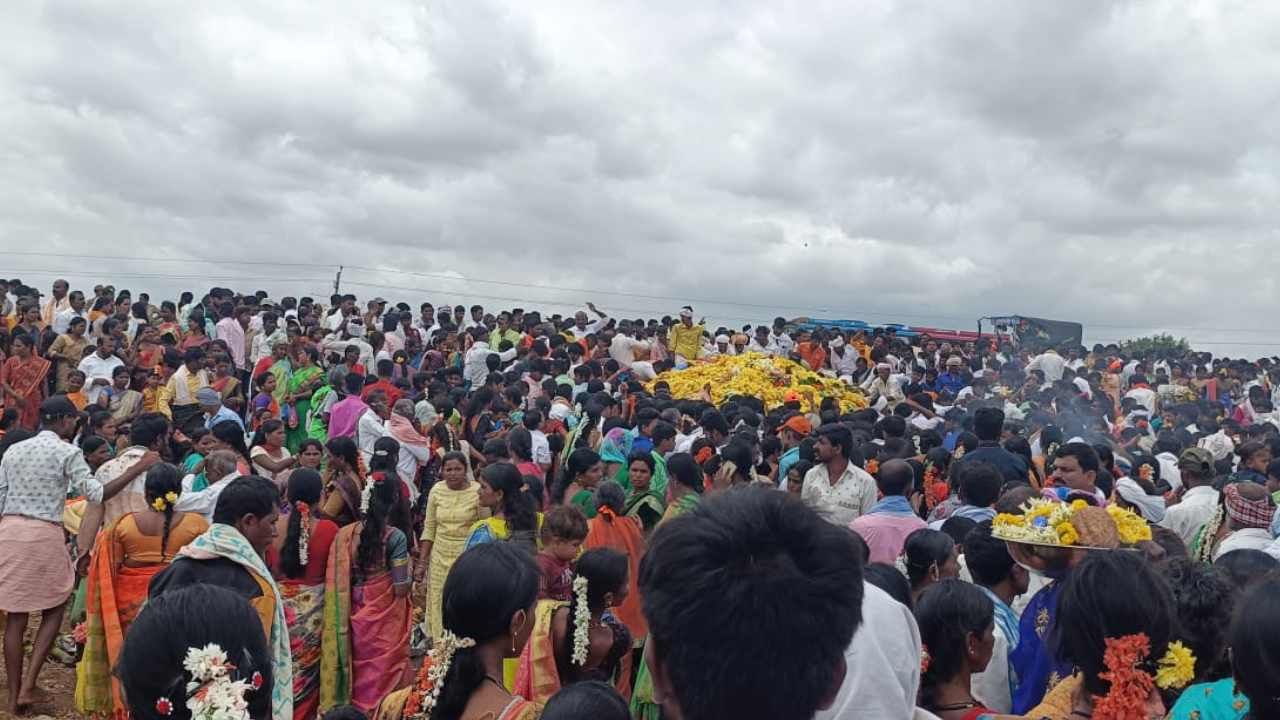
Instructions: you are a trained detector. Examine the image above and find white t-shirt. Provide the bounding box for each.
[250,445,292,482]
[816,582,921,720]
[78,352,125,405]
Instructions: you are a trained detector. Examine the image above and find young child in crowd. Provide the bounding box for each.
[537,505,589,601]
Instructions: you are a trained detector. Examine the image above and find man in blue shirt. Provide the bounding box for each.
[935,355,968,396]
[198,386,245,432]
[776,414,811,488]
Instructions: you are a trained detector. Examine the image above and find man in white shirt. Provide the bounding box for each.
[1124,374,1158,415]
[1211,482,1276,561]
[802,425,877,526]
[175,451,241,522]
[860,364,905,410]
[463,326,519,388]
[52,290,88,336]
[249,311,287,367]
[321,319,374,370]
[816,582,923,720]
[770,317,797,356]
[40,278,71,327]
[1025,347,1067,384]
[356,392,392,465]
[746,326,777,355]
[1160,448,1218,548]
[78,335,124,406]
[828,337,860,378]
[564,302,608,342]
[608,321,651,369]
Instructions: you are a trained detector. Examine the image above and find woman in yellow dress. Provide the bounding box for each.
[413,451,480,642]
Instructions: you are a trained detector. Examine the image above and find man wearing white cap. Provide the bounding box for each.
[828,335,859,380]
[860,362,906,410]
[711,334,732,356]
[667,306,705,367]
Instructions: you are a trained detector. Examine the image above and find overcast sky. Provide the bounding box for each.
[2,1,1280,354]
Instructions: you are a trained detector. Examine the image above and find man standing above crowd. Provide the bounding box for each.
[667,306,705,366]
[565,302,608,341]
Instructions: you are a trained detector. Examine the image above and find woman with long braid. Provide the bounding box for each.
[76,463,207,717]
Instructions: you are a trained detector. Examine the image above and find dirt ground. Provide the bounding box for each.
[0,647,79,720]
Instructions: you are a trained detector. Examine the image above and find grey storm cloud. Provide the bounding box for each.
[2,1,1280,353]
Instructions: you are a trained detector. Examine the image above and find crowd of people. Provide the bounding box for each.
[1,276,1280,720]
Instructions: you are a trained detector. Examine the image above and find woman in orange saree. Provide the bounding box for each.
[0,335,49,430]
[583,482,647,700]
[320,467,412,714]
[75,464,208,718]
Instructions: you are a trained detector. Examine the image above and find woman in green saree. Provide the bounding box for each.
[631,451,704,720]
[598,426,637,492]
[557,447,604,519]
[306,366,346,445]
[622,451,665,535]
[286,346,324,452]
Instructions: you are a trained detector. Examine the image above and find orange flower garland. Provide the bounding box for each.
[1092,634,1152,719]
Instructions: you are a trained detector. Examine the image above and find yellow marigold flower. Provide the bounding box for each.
[1070,499,1088,511]
[1155,641,1196,690]
[1055,522,1079,546]
[151,497,167,512]
[1106,504,1154,544]
[165,491,179,504]
[993,513,1023,527]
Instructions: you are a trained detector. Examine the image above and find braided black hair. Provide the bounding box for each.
[143,463,183,561]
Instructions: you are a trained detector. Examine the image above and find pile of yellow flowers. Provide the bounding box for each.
[993,498,1153,547]
[649,352,868,413]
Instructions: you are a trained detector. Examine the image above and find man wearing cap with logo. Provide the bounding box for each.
[667,306,704,367]
[776,414,811,488]
[0,397,157,712]
[1159,447,1219,547]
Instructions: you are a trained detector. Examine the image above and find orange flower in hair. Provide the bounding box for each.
[1093,634,1153,719]
[865,458,880,475]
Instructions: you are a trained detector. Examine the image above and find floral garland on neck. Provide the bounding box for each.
[571,575,590,666]
[1194,504,1225,565]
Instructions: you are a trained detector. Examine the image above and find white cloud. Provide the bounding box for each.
[3,0,1280,354]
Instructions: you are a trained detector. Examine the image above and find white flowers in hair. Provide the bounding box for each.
[419,631,476,716]
[571,575,590,666]
[176,643,259,720]
[893,553,910,580]
[359,480,374,516]
[298,510,310,567]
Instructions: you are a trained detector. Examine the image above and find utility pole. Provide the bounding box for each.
[333,265,343,295]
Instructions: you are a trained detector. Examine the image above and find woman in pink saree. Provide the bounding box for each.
[320,440,413,714]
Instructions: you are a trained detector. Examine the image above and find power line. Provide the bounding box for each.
[5,250,334,269]
[5,268,332,283]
